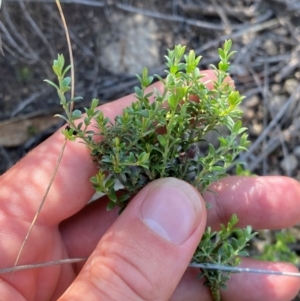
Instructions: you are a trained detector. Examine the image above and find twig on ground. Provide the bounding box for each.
[276,45,300,81]
[115,2,243,31]
[44,4,95,58]
[18,0,55,59]
[2,4,39,60]
[240,85,300,170]
[0,21,38,62]
[10,90,50,117]
[211,0,232,34]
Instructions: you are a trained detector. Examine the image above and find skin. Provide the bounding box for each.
[0,70,300,301]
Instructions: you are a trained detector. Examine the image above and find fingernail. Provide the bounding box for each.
[140,178,203,244]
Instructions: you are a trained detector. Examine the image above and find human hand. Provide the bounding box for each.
[0,71,300,301]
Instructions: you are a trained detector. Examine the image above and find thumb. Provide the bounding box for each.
[59,177,207,301]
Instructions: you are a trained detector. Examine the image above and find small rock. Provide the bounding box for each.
[274,27,288,36]
[263,39,278,56]
[280,154,298,174]
[284,78,299,95]
[241,108,254,120]
[249,122,263,136]
[99,13,160,75]
[231,64,248,77]
[271,84,281,94]
[243,95,260,108]
[269,95,287,116]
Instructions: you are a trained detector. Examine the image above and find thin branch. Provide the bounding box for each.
[56,0,75,106]
[2,3,39,59]
[10,90,50,117]
[3,257,300,278]
[3,258,87,274]
[12,0,75,277]
[189,263,300,278]
[211,0,232,34]
[0,21,38,62]
[12,139,68,276]
[240,85,300,166]
[115,3,242,31]
[18,0,55,59]
[5,0,105,5]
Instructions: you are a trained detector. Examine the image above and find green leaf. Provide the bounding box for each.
[108,190,117,202]
[147,76,154,85]
[91,98,99,109]
[134,86,144,98]
[57,54,65,70]
[61,128,76,141]
[107,200,116,210]
[62,65,72,77]
[218,48,225,60]
[62,76,71,87]
[52,65,61,77]
[85,130,95,135]
[66,96,83,104]
[218,61,229,72]
[232,120,242,134]
[238,250,249,257]
[77,122,83,130]
[44,79,59,90]
[157,134,166,146]
[228,91,242,106]
[71,109,82,119]
[224,39,232,52]
[117,194,130,203]
[168,95,177,111]
[60,85,71,94]
[54,114,69,123]
[228,214,239,228]
[208,144,216,156]
[138,152,149,163]
[105,178,115,189]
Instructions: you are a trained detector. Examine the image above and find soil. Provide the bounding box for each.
[1,0,300,299]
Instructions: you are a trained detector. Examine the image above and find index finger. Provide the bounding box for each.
[204,175,300,230]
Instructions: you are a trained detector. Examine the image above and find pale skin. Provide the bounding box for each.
[0,71,300,301]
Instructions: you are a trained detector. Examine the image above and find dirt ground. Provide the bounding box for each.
[1,0,300,299]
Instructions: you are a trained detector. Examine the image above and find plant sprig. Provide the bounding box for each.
[194,214,256,300]
[46,40,253,301]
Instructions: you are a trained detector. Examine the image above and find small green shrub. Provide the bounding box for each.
[46,40,254,301]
